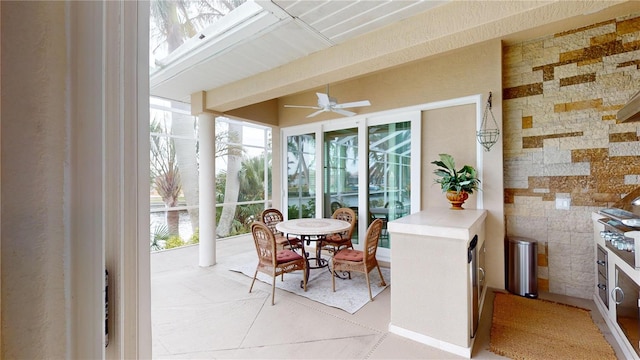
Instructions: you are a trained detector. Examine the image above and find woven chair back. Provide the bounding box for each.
[332,207,356,239]
[364,219,383,266]
[261,208,284,236]
[251,221,277,268]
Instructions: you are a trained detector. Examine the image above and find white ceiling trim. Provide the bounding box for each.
[150,4,283,91]
[149,0,637,109]
[149,0,446,102]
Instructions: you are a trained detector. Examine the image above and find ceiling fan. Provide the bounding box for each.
[284,85,371,118]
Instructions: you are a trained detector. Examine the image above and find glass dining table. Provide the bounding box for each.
[276,218,351,287]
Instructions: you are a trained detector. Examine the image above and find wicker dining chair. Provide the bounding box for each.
[330,201,343,214]
[260,208,302,251]
[322,207,357,254]
[249,221,307,305]
[331,218,387,301]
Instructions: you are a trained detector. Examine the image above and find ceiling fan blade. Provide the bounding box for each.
[333,100,371,109]
[316,92,331,107]
[332,108,356,117]
[306,109,326,118]
[284,104,321,109]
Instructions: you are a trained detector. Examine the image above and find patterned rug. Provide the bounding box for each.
[229,258,390,314]
[490,292,616,360]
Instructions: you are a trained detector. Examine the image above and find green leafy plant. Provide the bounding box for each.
[431,153,480,194]
[189,228,199,245]
[164,235,185,249]
[150,224,171,251]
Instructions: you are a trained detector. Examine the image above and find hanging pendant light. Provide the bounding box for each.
[477,92,500,152]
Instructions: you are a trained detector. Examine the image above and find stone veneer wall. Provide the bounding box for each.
[503,13,640,299]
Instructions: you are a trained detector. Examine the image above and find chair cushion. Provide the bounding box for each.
[334,249,363,262]
[275,235,302,246]
[325,234,348,243]
[274,234,289,244]
[276,249,303,263]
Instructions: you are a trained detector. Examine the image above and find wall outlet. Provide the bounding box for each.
[556,198,571,210]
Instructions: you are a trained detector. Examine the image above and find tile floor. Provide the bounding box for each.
[151,235,625,359]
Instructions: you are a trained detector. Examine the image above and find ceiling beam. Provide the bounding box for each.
[204,0,634,113]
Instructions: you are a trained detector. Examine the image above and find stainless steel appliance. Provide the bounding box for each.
[478,241,486,299]
[613,265,640,356]
[468,235,479,338]
[598,187,640,269]
[618,89,640,123]
[596,245,608,309]
[602,186,640,217]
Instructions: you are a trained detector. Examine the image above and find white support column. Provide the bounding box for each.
[198,112,217,266]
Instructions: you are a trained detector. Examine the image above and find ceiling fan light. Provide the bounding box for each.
[285,84,371,117]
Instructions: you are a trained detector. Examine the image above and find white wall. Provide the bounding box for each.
[1,2,150,358]
[1,2,68,357]
[280,41,506,289]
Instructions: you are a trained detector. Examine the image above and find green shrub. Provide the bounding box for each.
[164,235,184,249]
[189,228,199,244]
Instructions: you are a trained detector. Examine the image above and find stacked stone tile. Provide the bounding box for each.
[503,14,640,298]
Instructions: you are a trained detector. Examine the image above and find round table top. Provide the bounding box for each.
[275,218,351,236]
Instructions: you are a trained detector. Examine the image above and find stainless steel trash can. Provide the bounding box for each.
[507,236,538,298]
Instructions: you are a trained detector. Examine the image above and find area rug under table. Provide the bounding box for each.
[229,260,390,314]
[490,292,616,360]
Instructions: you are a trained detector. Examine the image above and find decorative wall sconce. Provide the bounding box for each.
[477,92,500,152]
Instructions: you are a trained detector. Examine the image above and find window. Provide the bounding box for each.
[149,97,272,251]
[214,117,272,237]
[282,111,420,260]
[286,133,317,219]
[150,97,199,250]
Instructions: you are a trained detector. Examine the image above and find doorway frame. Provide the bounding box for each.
[280,95,484,263]
[281,111,423,262]
[70,1,151,357]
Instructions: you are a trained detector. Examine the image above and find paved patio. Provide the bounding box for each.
[151,235,622,359]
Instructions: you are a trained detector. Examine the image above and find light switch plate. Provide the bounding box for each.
[556,198,570,210]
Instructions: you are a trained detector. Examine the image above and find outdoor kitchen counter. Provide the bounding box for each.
[387,208,487,358]
[387,207,487,241]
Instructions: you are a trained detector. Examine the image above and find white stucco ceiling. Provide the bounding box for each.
[149,0,639,112]
[149,0,448,103]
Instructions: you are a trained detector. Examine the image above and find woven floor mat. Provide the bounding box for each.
[490,292,616,360]
[229,259,389,314]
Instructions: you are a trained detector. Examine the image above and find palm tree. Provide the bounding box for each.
[216,122,243,237]
[287,134,314,192]
[170,111,200,232]
[150,0,245,241]
[238,154,268,201]
[287,134,316,218]
[368,136,388,187]
[214,152,271,236]
[150,116,182,236]
[236,153,270,234]
[150,224,171,251]
[150,1,245,62]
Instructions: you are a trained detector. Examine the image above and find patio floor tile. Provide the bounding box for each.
[151,235,622,359]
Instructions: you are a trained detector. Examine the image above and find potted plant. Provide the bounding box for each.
[431,153,480,209]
